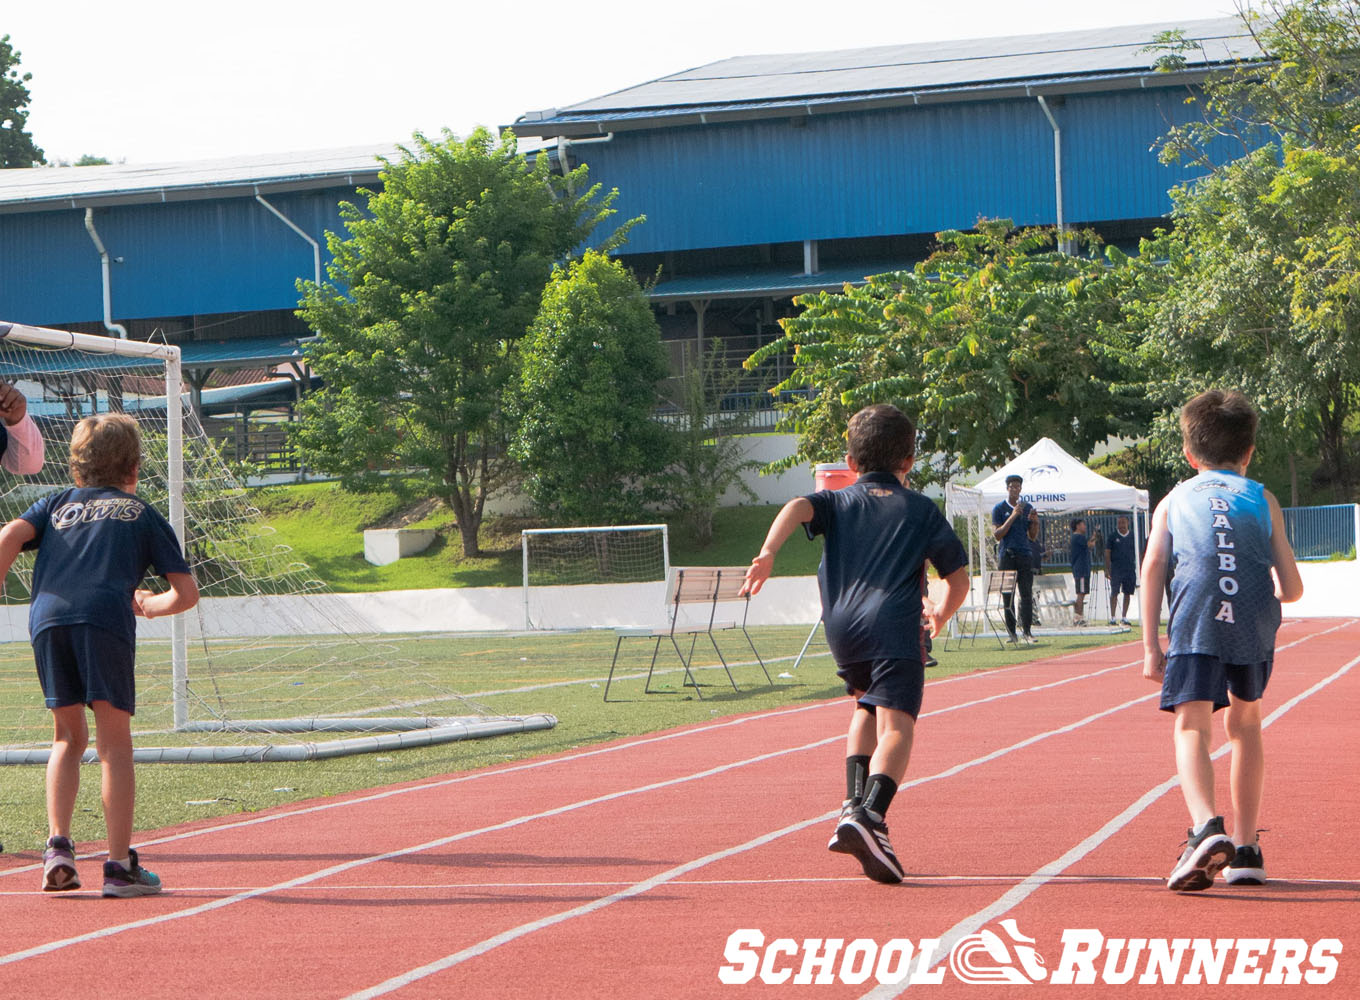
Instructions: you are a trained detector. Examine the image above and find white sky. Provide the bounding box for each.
[6,0,1240,165]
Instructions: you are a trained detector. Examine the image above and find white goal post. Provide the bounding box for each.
[0,321,193,724]
[0,321,556,762]
[521,524,670,630]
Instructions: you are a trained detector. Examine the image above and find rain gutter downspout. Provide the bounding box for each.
[255,191,321,289]
[1036,96,1069,254]
[83,208,128,338]
[554,133,614,193]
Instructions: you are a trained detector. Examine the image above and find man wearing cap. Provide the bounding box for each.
[992,474,1040,644]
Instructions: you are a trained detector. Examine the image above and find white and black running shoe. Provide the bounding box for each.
[1167,817,1235,892]
[1224,843,1267,886]
[828,800,855,853]
[834,807,904,884]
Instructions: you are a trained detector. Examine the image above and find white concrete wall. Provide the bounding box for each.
[0,557,1349,642]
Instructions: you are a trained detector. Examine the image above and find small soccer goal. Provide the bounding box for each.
[521,524,670,630]
[0,321,555,763]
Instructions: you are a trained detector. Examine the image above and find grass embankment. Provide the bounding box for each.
[250,480,822,591]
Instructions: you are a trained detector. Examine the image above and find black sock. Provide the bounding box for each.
[845,755,871,804]
[861,774,898,819]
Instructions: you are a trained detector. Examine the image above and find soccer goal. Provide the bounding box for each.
[521,524,670,630]
[0,322,555,763]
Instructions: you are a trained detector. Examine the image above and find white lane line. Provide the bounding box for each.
[861,623,1360,998]
[0,649,1139,880]
[7,873,1356,898]
[0,654,1145,969]
[340,688,1160,999]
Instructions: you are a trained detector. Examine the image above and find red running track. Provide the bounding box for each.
[1,618,1357,998]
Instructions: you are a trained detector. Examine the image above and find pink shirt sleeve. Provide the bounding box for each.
[1,414,45,475]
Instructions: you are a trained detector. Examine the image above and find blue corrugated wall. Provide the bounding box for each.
[0,84,1251,328]
[573,86,1239,254]
[0,188,354,327]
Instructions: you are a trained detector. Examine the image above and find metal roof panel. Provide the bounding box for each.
[516,17,1257,129]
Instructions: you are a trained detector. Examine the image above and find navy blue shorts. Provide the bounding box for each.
[1110,573,1137,596]
[1159,653,1272,713]
[1072,572,1090,596]
[837,658,925,719]
[34,625,137,715]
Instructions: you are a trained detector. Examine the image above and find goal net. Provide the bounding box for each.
[521,525,669,630]
[0,322,555,763]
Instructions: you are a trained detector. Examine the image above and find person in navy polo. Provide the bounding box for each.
[992,473,1040,643]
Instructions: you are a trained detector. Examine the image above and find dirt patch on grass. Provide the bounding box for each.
[369,497,444,529]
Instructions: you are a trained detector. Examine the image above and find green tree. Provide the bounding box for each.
[1,34,45,167]
[294,128,622,556]
[1145,0,1360,499]
[747,221,1147,488]
[510,251,671,524]
[1151,0,1360,166]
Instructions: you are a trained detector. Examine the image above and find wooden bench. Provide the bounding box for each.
[603,566,772,701]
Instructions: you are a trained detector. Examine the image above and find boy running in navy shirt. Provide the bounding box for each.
[742,404,969,883]
[0,413,198,897]
[1141,391,1302,891]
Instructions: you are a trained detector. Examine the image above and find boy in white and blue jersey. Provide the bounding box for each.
[1141,390,1302,892]
[743,404,970,884]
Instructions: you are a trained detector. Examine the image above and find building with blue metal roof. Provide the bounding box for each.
[0,17,1265,433]
[506,16,1262,382]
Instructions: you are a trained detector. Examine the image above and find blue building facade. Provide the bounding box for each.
[0,17,1261,369]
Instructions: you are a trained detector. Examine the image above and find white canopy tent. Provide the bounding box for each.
[944,437,1150,578]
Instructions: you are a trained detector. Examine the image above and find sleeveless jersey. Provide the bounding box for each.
[1163,470,1280,663]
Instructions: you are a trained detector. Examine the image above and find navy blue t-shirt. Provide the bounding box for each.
[1069,531,1091,576]
[21,486,191,645]
[992,499,1035,559]
[804,471,968,664]
[1107,529,1138,581]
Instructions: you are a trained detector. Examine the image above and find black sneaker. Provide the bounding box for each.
[43,835,81,892]
[102,848,162,898]
[1167,817,1235,891]
[833,807,904,884]
[1224,843,1267,886]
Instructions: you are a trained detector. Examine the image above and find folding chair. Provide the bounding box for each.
[945,570,1015,650]
[1033,574,1077,626]
[604,566,773,701]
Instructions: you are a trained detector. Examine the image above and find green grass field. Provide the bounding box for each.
[0,623,1139,854]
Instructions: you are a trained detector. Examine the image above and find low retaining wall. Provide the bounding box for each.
[0,560,1349,641]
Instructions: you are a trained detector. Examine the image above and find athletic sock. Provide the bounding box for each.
[845,754,871,805]
[860,774,898,820]
[109,857,130,870]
